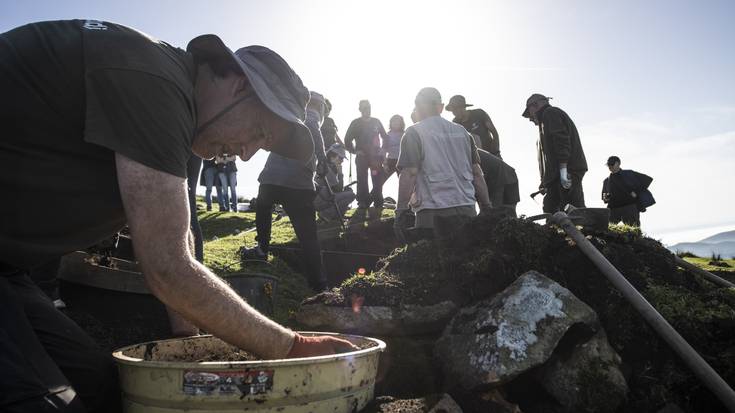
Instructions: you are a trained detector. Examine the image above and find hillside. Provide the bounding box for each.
[668,229,735,258]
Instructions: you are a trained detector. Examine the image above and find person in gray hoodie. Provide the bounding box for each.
[243,91,329,290]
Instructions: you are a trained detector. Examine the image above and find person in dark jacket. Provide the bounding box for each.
[602,156,655,226]
[522,93,587,213]
[477,149,520,215]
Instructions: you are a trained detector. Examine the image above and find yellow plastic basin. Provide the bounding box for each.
[113,332,386,412]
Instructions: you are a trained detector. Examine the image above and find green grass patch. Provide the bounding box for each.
[198,208,311,326]
[683,257,735,273]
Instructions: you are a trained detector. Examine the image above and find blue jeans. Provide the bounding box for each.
[219,171,238,211]
[204,168,225,210]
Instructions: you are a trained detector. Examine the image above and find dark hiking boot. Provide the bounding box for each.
[240,245,267,261]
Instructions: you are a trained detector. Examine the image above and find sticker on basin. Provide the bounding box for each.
[183,370,274,396]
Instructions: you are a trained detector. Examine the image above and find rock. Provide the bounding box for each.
[466,389,523,413]
[536,330,628,413]
[375,336,441,397]
[427,394,463,413]
[435,271,599,389]
[294,300,458,336]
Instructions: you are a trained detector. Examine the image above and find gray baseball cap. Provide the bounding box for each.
[187,35,313,162]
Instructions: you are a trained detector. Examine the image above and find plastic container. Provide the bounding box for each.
[113,333,385,413]
[225,273,279,316]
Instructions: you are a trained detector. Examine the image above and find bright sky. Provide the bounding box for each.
[2,0,734,245]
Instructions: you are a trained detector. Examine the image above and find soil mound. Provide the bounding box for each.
[311,214,735,412]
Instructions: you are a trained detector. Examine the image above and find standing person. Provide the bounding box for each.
[602,156,655,226]
[321,98,343,148]
[522,93,588,213]
[344,100,390,209]
[394,88,492,241]
[214,154,230,210]
[446,95,501,157]
[477,149,520,215]
[217,154,238,211]
[200,158,226,211]
[382,114,404,182]
[244,91,329,291]
[0,20,355,413]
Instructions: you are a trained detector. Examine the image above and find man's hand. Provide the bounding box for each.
[286,334,359,358]
[559,166,572,190]
[479,205,493,217]
[394,208,414,244]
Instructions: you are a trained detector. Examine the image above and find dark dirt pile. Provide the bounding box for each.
[312,214,735,412]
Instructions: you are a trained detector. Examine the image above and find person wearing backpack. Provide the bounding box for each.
[601,156,655,226]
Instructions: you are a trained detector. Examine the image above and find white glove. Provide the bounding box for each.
[560,167,572,190]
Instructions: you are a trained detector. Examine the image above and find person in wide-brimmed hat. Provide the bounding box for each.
[0,20,354,412]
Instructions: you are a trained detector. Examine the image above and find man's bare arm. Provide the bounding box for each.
[472,163,492,208]
[115,153,295,359]
[397,167,418,210]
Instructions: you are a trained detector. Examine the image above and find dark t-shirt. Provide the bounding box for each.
[0,20,196,269]
[344,117,387,154]
[396,127,480,170]
[453,109,499,156]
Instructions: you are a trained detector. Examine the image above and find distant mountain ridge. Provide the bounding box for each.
[668,230,735,258]
[699,230,735,244]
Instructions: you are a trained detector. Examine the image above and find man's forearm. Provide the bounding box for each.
[397,168,418,209]
[145,259,295,359]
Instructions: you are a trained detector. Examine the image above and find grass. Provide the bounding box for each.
[683,257,735,273]
[195,200,310,325]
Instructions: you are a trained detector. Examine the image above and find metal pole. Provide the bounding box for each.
[674,255,735,289]
[550,212,735,412]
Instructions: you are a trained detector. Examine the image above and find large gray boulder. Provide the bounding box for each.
[295,300,458,336]
[536,330,628,413]
[435,271,599,389]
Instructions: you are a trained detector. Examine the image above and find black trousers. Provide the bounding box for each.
[0,272,120,413]
[542,173,586,213]
[255,184,326,290]
[609,203,640,226]
[355,154,385,208]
